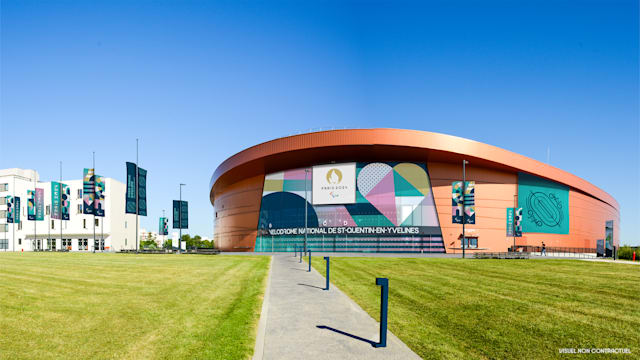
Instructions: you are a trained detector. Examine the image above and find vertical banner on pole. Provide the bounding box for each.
[14,197,21,224]
[506,208,514,237]
[125,162,137,214]
[172,201,188,229]
[514,207,522,237]
[172,201,180,229]
[95,175,105,217]
[6,196,14,223]
[61,184,70,221]
[83,168,95,215]
[159,217,168,235]
[452,181,475,224]
[180,201,188,229]
[137,168,147,216]
[28,190,36,221]
[51,182,61,220]
[35,188,44,221]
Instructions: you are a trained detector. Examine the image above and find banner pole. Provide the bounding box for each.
[12,177,15,251]
[93,151,96,253]
[60,161,62,251]
[462,160,467,259]
[136,139,139,253]
[34,174,36,250]
[162,209,165,248]
[179,185,183,252]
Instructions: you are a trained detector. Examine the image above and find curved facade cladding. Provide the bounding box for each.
[210,129,620,253]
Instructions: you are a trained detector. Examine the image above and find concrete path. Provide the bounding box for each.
[578,258,640,265]
[254,254,420,360]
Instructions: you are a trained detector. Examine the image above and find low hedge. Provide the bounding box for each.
[618,246,639,261]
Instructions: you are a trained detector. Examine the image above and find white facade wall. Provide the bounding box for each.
[0,168,138,252]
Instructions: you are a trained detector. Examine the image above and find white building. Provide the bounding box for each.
[0,168,138,252]
[140,228,168,248]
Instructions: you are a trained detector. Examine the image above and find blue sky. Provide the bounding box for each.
[1,0,638,245]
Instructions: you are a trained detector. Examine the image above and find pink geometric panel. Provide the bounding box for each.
[284,168,309,180]
[316,205,357,227]
[365,171,398,225]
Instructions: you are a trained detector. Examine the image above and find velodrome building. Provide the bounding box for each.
[209,129,619,253]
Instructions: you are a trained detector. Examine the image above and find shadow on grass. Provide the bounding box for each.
[316,325,377,347]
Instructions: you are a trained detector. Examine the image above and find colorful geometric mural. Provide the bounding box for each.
[256,162,443,253]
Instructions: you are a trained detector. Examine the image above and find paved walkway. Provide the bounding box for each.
[254,254,420,360]
[578,258,640,265]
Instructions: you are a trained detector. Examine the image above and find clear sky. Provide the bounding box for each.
[1,0,638,245]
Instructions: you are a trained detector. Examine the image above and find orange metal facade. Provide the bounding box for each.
[210,129,619,252]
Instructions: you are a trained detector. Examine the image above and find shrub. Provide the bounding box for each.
[618,246,637,261]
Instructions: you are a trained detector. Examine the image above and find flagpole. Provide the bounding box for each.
[93,151,96,253]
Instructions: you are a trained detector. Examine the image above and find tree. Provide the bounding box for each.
[140,232,158,249]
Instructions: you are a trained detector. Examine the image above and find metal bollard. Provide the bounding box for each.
[308,249,312,272]
[324,257,330,290]
[373,278,388,348]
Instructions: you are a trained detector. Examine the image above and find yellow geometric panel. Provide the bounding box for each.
[393,163,430,196]
[264,179,284,192]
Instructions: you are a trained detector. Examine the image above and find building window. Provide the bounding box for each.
[62,239,72,250]
[78,239,88,250]
[47,238,56,250]
[0,224,7,233]
[0,197,5,205]
[463,237,478,249]
[46,205,50,215]
[77,204,82,214]
[18,222,22,230]
[0,183,8,192]
[0,239,7,249]
[94,238,104,251]
[95,218,99,226]
[0,210,6,218]
[51,220,55,230]
[18,238,22,245]
[77,189,82,199]
[83,219,87,229]
[125,221,127,228]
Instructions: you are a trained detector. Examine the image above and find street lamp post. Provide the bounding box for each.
[162,209,166,248]
[93,151,96,253]
[179,183,186,252]
[462,160,469,259]
[304,169,310,254]
[513,194,517,252]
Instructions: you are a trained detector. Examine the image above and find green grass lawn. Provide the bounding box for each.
[0,253,270,360]
[310,257,640,359]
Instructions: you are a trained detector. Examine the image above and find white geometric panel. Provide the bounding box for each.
[265,171,285,181]
[357,163,393,197]
[395,196,425,226]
